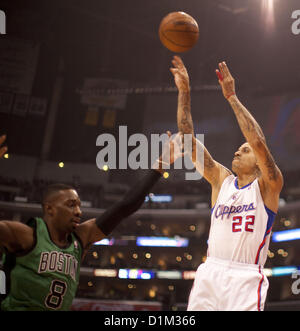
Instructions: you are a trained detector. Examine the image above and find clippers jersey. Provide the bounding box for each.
[208,175,276,266]
[1,217,82,311]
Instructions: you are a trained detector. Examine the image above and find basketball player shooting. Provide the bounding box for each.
[170,56,283,311]
[0,132,183,310]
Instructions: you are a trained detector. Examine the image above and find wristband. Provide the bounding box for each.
[216,70,223,81]
[226,92,236,100]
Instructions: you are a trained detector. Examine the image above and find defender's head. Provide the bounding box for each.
[231,142,260,177]
[42,184,82,232]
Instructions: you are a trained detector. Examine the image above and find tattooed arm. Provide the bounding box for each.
[216,61,283,210]
[176,89,194,136]
[170,56,231,197]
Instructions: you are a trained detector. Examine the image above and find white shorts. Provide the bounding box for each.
[187,257,269,311]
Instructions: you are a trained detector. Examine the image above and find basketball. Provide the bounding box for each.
[159,12,199,53]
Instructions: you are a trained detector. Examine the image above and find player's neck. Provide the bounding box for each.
[236,173,257,189]
[44,216,70,247]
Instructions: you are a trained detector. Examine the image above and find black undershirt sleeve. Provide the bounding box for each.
[96,169,162,236]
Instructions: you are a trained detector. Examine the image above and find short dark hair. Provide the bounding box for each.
[42,183,75,206]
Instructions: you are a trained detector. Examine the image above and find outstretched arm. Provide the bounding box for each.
[170,56,231,187]
[216,62,283,209]
[76,132,184,248]
[75,170,163,250]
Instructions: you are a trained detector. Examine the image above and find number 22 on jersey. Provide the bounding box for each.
[232,215,255,233]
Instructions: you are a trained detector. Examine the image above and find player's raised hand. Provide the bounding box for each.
[216,61,236,100]
[0,134,7,158]
[161,131,184,165]
[169,131,185,165]
[153,131,185,171]
[170,56,190,92]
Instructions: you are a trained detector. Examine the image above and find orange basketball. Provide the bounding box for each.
[159,11,199,53]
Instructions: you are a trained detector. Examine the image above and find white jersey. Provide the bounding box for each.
[208,174,276,266]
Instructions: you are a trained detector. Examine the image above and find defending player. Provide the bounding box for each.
[0,132,183,310]
[170,56,283,311]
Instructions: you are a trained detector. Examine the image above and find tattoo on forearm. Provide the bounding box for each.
[264,153,278,181]
[229,97,266,142]
[178,91,194,134]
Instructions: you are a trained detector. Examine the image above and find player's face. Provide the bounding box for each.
[232,143,258,174]
[51,189,82,232]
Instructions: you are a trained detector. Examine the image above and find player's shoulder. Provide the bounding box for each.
[257,176,281,213]
[0,219,35,254]
[212,162,233,187]
[3,218,35,232]
[220,170,235,187]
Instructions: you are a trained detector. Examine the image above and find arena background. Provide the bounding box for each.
[0,0,300,311]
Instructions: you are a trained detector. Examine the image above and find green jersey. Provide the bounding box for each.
[1,217,82,311]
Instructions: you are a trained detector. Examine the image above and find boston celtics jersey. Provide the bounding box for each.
[1,217,82,311]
